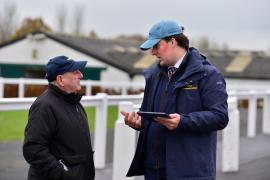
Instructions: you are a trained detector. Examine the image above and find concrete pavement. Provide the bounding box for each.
[1,133,270,180]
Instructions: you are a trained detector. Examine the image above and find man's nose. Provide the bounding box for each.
[77,70,83,79]
[80,71,83,79]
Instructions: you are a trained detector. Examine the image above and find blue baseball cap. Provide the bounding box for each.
[140,20,183,50]
[45,56,87,82]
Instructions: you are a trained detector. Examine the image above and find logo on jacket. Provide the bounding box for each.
[183,84,198,90]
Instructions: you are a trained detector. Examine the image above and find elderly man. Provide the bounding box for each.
[23,56,95,180]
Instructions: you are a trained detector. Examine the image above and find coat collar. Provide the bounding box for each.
[49,84,82,104]
[175,47,208,81]
[143,47,211,90]
[143,47,209,82]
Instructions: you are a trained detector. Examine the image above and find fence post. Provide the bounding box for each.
[0,77,3,98]
[247,90,257,137]
[19,78,25,98]
[263,91,270,134]
[85,80,92,96]
[112,101,136,180]
[94,93,108,169]
[121,85,128,95]
[222,97,240,172]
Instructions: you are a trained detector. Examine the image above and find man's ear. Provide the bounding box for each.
[171,38,177,47]
[55,75,64,87]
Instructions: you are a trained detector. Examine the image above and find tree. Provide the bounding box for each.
[12,18,52,39]
[55,4,67,33]
[71,4,84,35]
[198,36,210,53]
[0,1,18,42]
[89,30,98,39]
[210,41,220,51]
[221,43,229,52]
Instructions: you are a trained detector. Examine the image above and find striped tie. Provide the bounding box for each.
[168,66,177,80]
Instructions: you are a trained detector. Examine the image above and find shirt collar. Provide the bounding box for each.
[173,52,187,68]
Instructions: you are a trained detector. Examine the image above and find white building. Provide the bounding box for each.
[1,31,270,92]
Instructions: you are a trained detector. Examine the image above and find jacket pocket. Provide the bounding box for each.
[60,151,95,180]
[65,163,84,180]
[28,166,47,180]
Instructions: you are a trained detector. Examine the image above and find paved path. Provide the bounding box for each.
[1,133,270,180]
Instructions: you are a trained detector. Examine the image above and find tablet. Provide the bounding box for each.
[137,111,170,119]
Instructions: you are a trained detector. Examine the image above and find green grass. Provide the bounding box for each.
[0,110,28,141]
[85,106,119,130]
[0,106,118,142]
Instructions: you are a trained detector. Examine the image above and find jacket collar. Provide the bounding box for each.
[175,47,207,81]
[49,84,82,104]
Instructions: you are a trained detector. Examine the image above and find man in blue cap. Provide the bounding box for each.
[121,20,228,180]
[23,56,95,180]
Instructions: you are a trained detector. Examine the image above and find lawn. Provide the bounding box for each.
[0,106,118,142]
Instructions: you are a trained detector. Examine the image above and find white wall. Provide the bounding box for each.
[0,35,105,67]
[0,34,132,82]
[131,74,145,83]
[100,65,131,82]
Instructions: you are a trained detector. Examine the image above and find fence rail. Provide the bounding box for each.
[0,77,145,97]
[1,77,270,98]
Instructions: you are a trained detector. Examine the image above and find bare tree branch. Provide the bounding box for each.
[72,4,84,35]
[198,37,210,53]
[0,1,18,42]
[55,4,67,33]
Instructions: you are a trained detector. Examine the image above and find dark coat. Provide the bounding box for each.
[127,48,229,180]
[23,84,95,180]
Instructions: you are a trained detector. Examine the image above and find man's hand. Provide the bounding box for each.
[155,113,180,130]
[120,111,141,129]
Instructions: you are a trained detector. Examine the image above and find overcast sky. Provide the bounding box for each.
[1,0,270,51]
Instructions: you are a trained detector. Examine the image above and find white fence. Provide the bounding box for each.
[0,77,145,97]
[222,97,239,172]
[229,90,270,137]
[0,93,143,169]
[1,91,270,178]
[1,77,270,98]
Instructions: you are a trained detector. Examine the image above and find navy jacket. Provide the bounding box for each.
[126,48,228,180]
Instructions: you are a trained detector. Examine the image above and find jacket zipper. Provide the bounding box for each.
[76,105,79,113]
[156,78,169,169]
[76,105,84,129]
